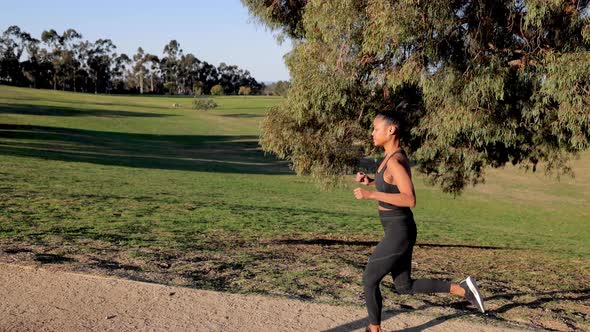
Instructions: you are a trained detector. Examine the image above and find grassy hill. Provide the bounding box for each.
[1,85,588,330]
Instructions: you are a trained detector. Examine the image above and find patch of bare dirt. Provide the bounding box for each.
[0,262,526,332]
[1,236,587,331]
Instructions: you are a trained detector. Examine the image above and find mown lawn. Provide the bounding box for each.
[1,85,588,331]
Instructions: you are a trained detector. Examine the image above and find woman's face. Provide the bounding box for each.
[371,116,394,146]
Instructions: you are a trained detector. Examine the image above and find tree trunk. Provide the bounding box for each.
[139,68,144,94]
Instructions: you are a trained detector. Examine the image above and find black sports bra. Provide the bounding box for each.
[375,150,412,214]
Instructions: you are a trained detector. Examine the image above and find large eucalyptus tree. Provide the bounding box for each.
[243,0,590,193]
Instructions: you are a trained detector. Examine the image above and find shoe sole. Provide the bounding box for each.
[466,276,485,313]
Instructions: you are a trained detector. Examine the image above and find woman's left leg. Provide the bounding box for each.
[391,244,452,294]
[391,223,452,294]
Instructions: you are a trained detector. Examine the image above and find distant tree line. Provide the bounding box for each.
[263,80,290,96]
[0,25,286,96]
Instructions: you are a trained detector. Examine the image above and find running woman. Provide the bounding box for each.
[353,112,485,332]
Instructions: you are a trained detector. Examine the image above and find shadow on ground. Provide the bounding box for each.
[0,102,173,117]
[322,309,470,332]
[0,123,291,175]
[218,113,265,118]
[323,288,590,331]
[272,238,517,250]
[33,253,75,264]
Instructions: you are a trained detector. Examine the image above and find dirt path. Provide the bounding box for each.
[0,263,529,332]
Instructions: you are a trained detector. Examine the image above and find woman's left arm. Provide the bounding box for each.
[353,159,416,208]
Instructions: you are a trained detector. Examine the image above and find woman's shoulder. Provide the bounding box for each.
[388,152,407,164]
[386,153,410,171]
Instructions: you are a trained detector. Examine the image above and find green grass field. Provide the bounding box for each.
[1,85,588,330]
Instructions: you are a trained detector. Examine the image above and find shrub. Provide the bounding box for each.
[163,82,177,95]
[192,98,218,110]
[238,86,252,95]
[210,84,224,95]
[193,81,204,96]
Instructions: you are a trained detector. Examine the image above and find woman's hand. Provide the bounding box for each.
[354,187,373,200]
[355,172,370,185]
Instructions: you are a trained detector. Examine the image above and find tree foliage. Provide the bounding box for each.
[243,0,590,193]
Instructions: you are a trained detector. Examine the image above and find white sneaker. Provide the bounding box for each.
[460,276,485,313]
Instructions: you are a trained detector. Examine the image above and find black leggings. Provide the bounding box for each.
[363,210,451,325]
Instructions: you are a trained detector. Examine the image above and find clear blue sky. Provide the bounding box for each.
[1,0,292,82]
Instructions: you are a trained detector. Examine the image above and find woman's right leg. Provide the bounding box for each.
[363,252,402,326]
[363,229,410,326]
